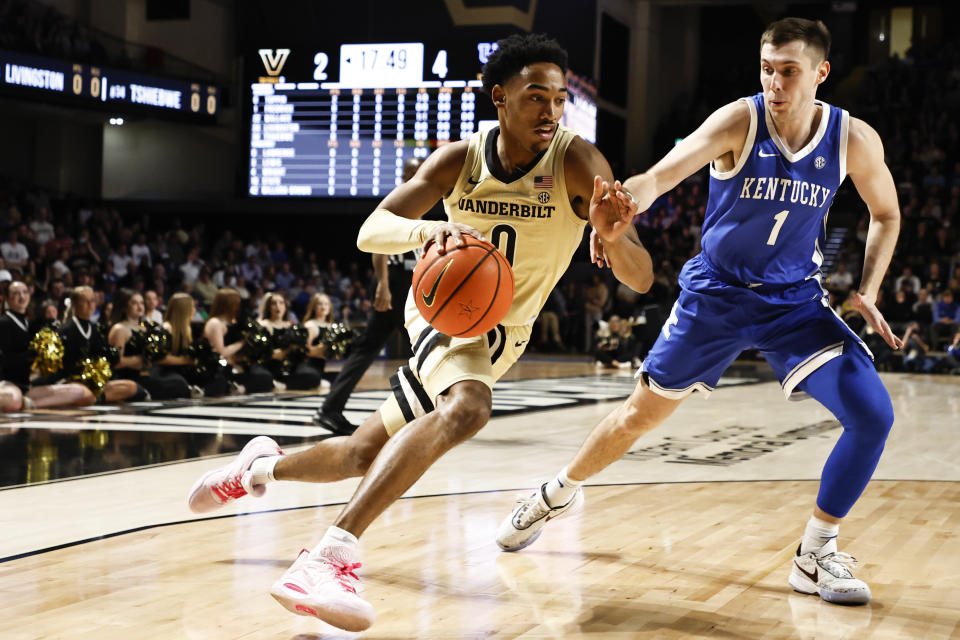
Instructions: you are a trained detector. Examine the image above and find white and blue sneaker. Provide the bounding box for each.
[496,483,583,552]
[788,538,872,605]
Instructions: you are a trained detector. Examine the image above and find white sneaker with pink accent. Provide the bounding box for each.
[186,436,283,513]
[270,545,375,632]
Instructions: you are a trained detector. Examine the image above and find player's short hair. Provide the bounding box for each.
[481,33,568,95]
[760,17,831,63]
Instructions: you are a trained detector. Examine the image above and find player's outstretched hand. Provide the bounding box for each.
[589,176,637,244]
[852,292,903,350]
[425,223,486,255]
[589,228,610,269]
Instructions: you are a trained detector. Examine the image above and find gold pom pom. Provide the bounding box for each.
[29,327,64,376]
[320,323,356,358]
[74,357,112,396]
[143,321,171,362]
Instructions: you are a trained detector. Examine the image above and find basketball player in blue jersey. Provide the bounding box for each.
[185,34,651,631]
[498,17,902,606]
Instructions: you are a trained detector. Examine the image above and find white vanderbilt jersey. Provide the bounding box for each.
[442,125,587,326]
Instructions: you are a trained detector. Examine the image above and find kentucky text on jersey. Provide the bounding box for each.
[456,198,555,218]
[739,177,832,207]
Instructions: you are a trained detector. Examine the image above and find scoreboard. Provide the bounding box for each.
[0,49,219,120]
[248,41,597,198]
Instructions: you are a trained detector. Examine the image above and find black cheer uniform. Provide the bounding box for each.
[60,316,148,400]
[114,326,190,400]
[266,325,322,390]
[0,311,41,392]
[224,321,274,394]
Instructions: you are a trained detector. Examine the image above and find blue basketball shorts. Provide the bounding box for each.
[640,258,871,401]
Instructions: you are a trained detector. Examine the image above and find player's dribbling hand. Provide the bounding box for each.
[852,291,903,350]
[589,176,638,244]
[424,222,485,255]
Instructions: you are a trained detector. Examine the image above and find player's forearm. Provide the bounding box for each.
[603,233,654,293]
[857,211,900,303]
[357,209,443,254]
[621,173,660,212]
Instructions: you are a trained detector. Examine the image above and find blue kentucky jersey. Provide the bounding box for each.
[700,92,849,291]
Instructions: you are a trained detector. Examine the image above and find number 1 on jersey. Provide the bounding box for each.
[766,209,789,246]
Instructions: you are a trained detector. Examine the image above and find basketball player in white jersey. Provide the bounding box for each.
[497,18,902,607]
[186,33,652,631]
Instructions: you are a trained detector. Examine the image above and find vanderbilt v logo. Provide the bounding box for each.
[258,48,290,76]
[422,260,453,307]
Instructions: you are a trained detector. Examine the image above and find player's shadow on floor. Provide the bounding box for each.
[574,602,761,639]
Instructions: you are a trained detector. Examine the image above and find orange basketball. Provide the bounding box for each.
[412,235,514,337]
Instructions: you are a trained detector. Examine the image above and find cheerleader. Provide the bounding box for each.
[0,281,94,409]
[60,286,141,403]
[258,292,320,390]
[205,288,273,394]
[300,292,335,380]
[108,288,190,400]
[161,292,228,397]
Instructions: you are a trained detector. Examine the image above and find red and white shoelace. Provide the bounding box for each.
[212,475,247,503]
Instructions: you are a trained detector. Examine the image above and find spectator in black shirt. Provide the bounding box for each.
[884,289,915,335]
[67,232,100,273]
[913,288,934,326]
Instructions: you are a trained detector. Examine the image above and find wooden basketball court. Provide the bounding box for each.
[2,358,958,639]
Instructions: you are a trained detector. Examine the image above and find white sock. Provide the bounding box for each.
[543,467,583,508]
[248,455,282,486]
[800,515,839,555]
[310,526,359,559]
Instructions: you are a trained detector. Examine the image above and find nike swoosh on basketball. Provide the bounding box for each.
[421,260,453,307]
[758,150,778,157]
[795,560,818,583]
